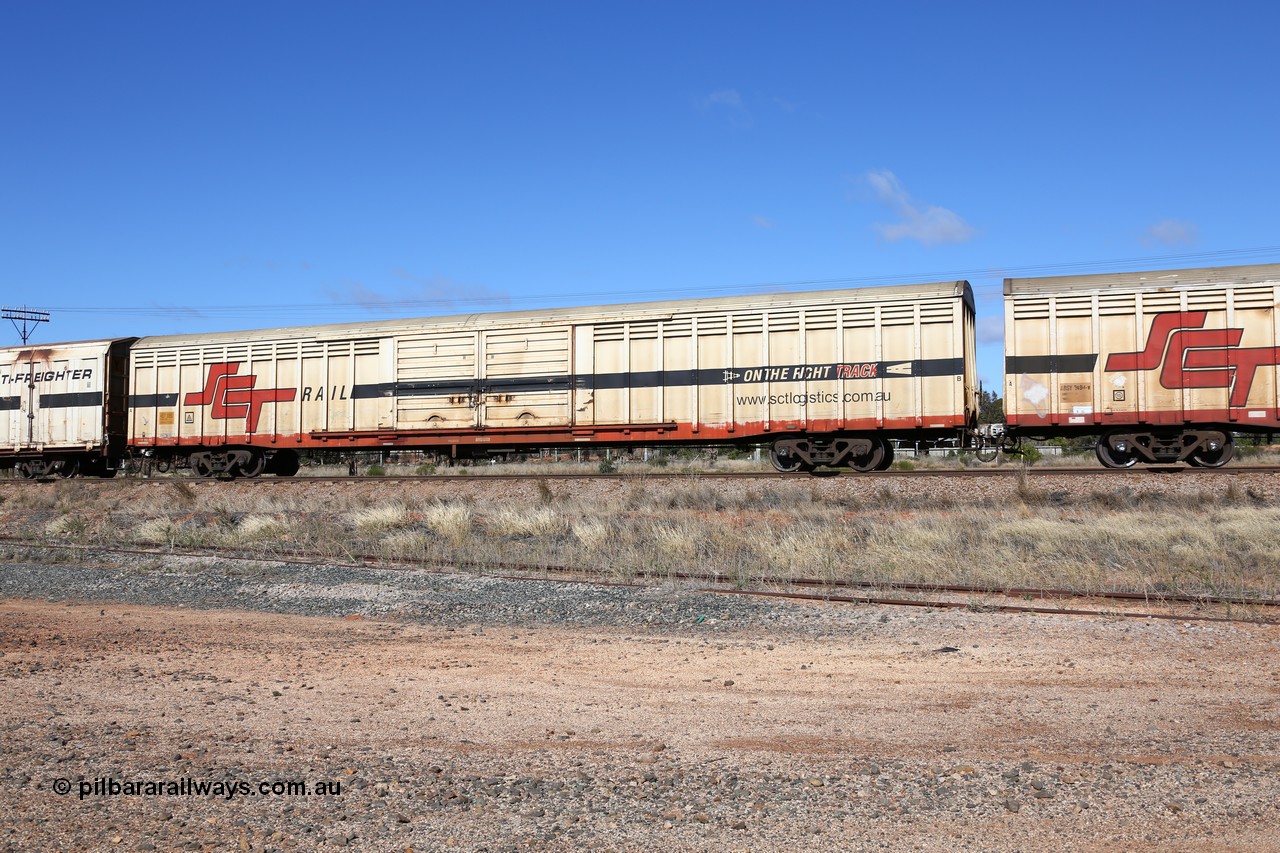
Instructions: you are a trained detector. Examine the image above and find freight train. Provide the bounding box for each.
[2,262,1278,478]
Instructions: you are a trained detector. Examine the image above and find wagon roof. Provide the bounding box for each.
[1003,262,1280,296]
[0,337,134,359]
[131,280,972,348]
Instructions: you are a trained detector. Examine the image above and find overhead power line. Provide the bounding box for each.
[25,244,1280,320]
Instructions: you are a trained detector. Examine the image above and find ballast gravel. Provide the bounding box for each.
[1,548,1278,851]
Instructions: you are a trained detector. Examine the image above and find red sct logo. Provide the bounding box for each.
[1105,311,1280,407]
[184,362,296,432]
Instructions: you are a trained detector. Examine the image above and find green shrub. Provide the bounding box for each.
[365,465,386,477]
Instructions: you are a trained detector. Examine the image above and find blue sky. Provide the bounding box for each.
[3,1,1278,387]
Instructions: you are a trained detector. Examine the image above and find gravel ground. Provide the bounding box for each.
[2,549,1279,851]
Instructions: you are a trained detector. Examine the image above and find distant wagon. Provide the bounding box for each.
[1004,263,1280,467]
[0,338,133,478]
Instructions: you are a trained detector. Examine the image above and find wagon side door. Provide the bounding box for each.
[478,326,572,428]
[394,331,479,430]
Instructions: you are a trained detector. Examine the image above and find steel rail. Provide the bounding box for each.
[0,535,1276,609]
[709,588,1259,623]
[0,537,1273,624]
[4,464,1280,485]
[2,535,1280,607]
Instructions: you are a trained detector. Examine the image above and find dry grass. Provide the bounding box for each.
[5,472,1280,604]
[349,504,412,532]
[422,502,474,548]
[485,507,569,538]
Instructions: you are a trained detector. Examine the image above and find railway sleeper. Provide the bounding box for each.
[1096,429,1233,469]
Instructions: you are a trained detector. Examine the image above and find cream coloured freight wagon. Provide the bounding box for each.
[1004,263,1280,467]
[128,281,978,475]
[0,338,134,477]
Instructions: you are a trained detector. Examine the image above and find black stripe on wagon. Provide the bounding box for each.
[39,391,104,408]
[891,358,966,379]
[122,359,970,408]
[486,376,574,393]
[351,382,397,399]
[1005,354,1098,374]
[386,358,964,398]
[592,370,695,390]
[668,359,964,388]
[393,377,577,398]
[129,393,180,407]
[0,396,19,411]
[394,379,477,398]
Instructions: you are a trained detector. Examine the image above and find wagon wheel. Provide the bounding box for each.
[270,450,300,477]
[1187,439,1234,469]
[190,456,215,479]
[1095,436,1138,469]
[153,456,172,474]
[849,440,886,473]
[769,444,806,473]
[874,441,895,471]
[236,451,267,479]
[53,458,79,479]
[15,461,36,480]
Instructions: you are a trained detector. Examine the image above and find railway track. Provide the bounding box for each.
[4,464,1280,485]
[2,536,1274,624]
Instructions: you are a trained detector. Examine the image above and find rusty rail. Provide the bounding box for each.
[0,537,1275,624]
[4,465,1280,484]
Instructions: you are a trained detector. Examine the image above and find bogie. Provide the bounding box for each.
[768,435,902,474]
[1094,429,1233,468]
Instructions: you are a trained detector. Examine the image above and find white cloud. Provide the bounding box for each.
[700,88,751,127]
[752,215,775,230]
[332,280,388,311]
[703,89,742,109]
[1143,219,1198,246]
[865,170,977,246]
[391,269,510,308]
[977,315,1004,345]
[328,271,509,313]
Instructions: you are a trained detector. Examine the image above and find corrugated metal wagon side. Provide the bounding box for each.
[0,337,134,478]
[128,281,978,476]
[128,333,392,477]
[1004,262,1280,467]
[575,281,977,471]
